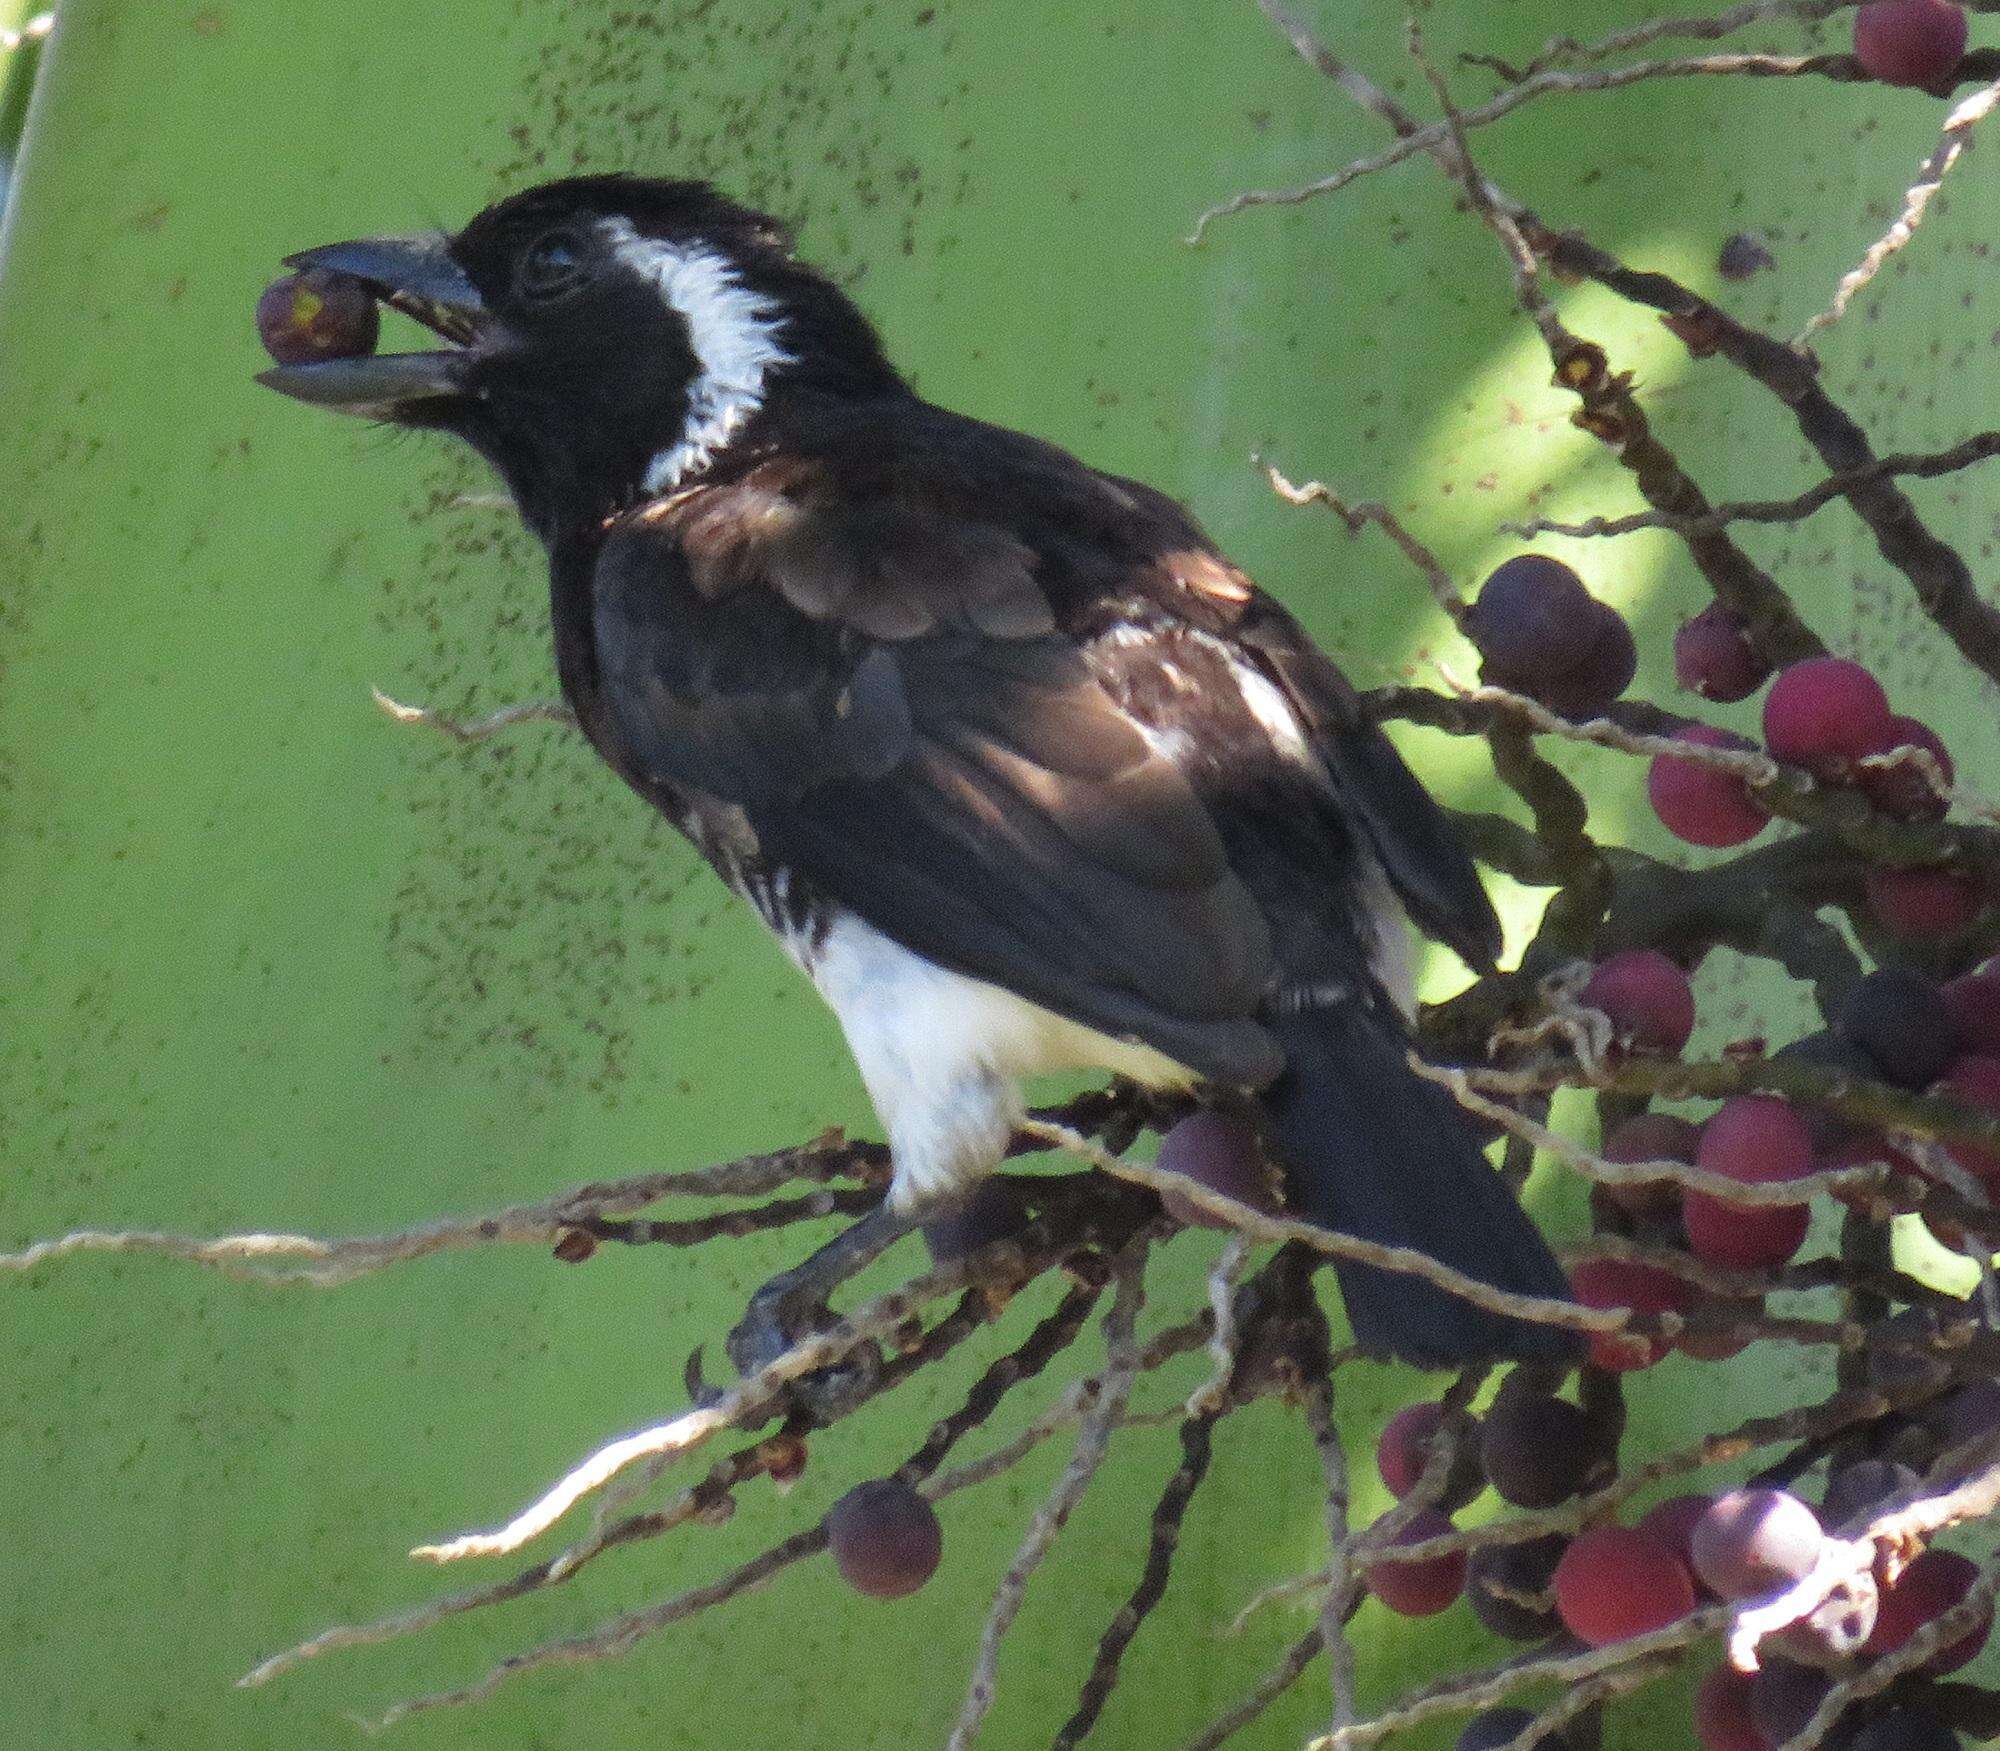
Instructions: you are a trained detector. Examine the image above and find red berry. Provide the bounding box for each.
[1675,605,1772,703]
[1860,716,1954,822]
[255,268,381,365]
[1362,1507,1466,1616]
[1583,950,1697,1055]
[1597,1112,1702,1222]
[825,1478,943,1598]
[1684,1191,1810,1269]
[1374,1401,1484,1506]
[1867,866,1983,937]
[1649,725,1769,848]
[1694,1664,1768,1751]
[1762,658,1893,774]
[1698,1096,1814,1186]
[1639,1494,1718,1584]
[1692,1488,1825,1599]
[1942,967,2000,1054]
[1854,0,1969,91]
[1156,1109,1273,1228]
[1686,1096,1816,1268]
[1937,1055,2000,1182]
[1569,1258,1692,1372]
[1866,1548,1991,1673]
[1553,1526,1695,1645]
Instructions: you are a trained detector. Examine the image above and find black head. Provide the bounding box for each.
[258,175,902,536]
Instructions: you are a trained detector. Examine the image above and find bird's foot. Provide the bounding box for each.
[725,1276,882,1424]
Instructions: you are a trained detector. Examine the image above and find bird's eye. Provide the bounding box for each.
[517,230,591,302]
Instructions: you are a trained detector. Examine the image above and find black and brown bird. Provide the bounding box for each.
[259,175,1578,1367]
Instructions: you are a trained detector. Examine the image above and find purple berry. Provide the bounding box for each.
[1464,556,1598,686]
[255,268,381,365]
[824,1478,943,1598]
[1854,0,1968,92]
[1648,725,1769,848]
[1156,1109,1272,1227]
[1692,1488,1825,1599]
[1763,658,1893,775]
[1583,950,1697,1055]
[1675,605,1772,703]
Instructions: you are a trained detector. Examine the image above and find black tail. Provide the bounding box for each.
[1258,1004,1582,1368]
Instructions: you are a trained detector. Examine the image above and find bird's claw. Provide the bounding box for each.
[725,1280,882,1424]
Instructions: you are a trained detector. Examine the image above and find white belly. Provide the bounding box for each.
[796,913,1195,1208]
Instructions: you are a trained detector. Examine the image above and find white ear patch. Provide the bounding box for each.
[599,217,795,493]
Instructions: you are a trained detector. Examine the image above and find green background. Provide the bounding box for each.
[3,1,1996,1745]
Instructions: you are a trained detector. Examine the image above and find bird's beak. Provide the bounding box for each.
[256,234,489,418]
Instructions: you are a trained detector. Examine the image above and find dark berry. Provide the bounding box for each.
[1648,724,1769,848]
[1775,1030,1884,1149]
[1480,1392,1604,1509]
[255,268,381,365]
[922,1180,1029,1264]
[1465,556,1598,686]
[1535,600,1638,718]
[1156,1109,1273,1228]
[1361,1507,1466,1616]
[1694,1663,1766,1751]
[824,1478,943,1598]
[1684,1189,1809,1269]
[1458,1708,1588,1751]
[1866,1548,1991,1673]
[1675,605,1772,702]
[1583,950,1697,1055]
[1597,1112,1701,1223]
[1839,968,1962,1090]
[1854,0,1969,91]
[1465,1533,1567,1641]
[1752,1658,1836,1744]
[1860,716,1953,822]
[1866,867,1983,938]
[1848,1712,1962,1751]
[1823,1459,1920,1526]
[1763,658,1893,775]
[1553,1526,1695,1645]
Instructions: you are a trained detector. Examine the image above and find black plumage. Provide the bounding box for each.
[259,174,1578,1366]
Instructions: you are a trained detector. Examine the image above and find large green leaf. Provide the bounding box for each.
[4,3,1996,1745]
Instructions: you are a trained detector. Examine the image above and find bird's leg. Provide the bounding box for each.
[724,1204,915,1412]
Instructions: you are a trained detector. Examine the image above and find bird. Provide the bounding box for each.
[258,174,1579,1368]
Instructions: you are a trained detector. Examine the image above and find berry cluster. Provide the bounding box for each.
[1369,1390,1997,1751]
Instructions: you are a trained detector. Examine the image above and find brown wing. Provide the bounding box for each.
[592,473,1282,1086]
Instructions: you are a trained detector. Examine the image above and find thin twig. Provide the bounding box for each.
[946,1251,1147,1751]
[1797,75,2000,346]
[371,687,577,741]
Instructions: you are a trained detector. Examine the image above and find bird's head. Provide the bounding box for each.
[258,175,901,536]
